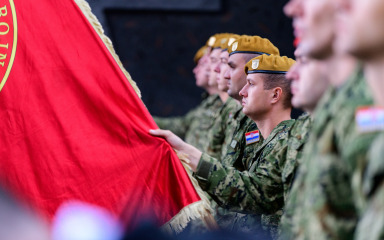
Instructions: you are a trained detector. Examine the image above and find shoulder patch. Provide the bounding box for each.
[355,106,384,133]
[245,130,260,145]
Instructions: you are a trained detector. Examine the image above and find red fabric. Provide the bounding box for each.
[0,0,200,229]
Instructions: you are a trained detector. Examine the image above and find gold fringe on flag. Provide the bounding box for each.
[162,151,218,233]
[73,0,217,234]
[74,0,141,98]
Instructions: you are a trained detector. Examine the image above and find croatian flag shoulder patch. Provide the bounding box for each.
[245,130,260,145]
[355,106,384,133]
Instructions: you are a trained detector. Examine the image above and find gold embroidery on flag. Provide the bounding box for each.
[0,0,17,92]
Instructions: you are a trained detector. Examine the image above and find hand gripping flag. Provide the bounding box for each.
[0,0,212,232]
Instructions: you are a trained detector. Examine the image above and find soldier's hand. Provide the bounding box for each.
[149,129,185,149]
[149,129,202,171]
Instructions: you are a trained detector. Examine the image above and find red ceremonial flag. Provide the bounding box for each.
[0,0,208,232]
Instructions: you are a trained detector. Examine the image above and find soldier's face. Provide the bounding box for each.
[335,0,384,60]
[193,54,210,88]
[239,74,271,119]
[208,48,221,87]
[284,0,336,59]
[227,54,248,101]
[289,54,329,112]
[217,50,230,92]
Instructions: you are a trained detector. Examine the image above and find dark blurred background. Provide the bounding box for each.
[88,0,294,117]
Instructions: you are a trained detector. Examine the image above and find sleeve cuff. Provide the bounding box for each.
[193,153,218,190]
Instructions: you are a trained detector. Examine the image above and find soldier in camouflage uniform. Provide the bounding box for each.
[281,66,376,240]
[182,34,235,151]
[206,35,280,163]
[205,34,240,159]
[201,34,244,231]
[159,34,230,235]
[150,54,296,239]
[206,35,281,172]
[334,1,384,238]
[279,48,329,192]
[281,0,378,238]
[278,46,329,238]
[205,35,282,234]
[181,33,234,235]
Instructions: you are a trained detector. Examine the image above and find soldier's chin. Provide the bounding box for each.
[301,39,334,60]
[291,97,301,110]
[219,85,228,92]
[242,107,250,116]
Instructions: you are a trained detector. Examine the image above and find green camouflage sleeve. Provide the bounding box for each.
[194,152,284,215]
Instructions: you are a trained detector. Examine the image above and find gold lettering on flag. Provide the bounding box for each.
[0,0,17,92]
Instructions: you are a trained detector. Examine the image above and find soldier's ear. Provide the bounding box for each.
[271,87,282,104]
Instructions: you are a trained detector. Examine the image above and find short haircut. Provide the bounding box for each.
[260,73,292,109]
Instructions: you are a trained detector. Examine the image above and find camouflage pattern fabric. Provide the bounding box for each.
[233,113,311,239]
[214,113,310,239]
[213,107,264,235]
[281,113,312,202]
[201,98,265,235]
[279,67,377,240]
[205,97,240,160]
[194,119,295,235]
[354,132,384,240]
[222,110,260,169]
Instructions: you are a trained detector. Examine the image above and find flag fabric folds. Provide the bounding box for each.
[0,0,207,232]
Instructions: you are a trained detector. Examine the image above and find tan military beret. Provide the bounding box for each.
[194,45,208,64]
[206,33,231,48]
[228,35,280,56]
[220,34,240,51]
[244,54,295,74]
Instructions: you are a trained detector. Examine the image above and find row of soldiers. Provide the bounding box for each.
[151,0,384,239]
